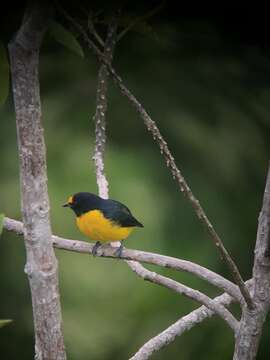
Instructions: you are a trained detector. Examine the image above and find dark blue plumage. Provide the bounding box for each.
[69,192,143,228]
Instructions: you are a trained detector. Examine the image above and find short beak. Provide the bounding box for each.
[62,203,70,208]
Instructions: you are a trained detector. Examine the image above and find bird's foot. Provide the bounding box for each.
[114,241,124,258]
[92,241,101,257]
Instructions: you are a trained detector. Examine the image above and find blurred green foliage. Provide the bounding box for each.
[1,15,270,360]
[48,21,84,58]
[0,41,9,107]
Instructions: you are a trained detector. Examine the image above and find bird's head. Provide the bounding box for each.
[63,192,101,216]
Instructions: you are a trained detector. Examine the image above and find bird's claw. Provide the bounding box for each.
[114,241,124,258]
[92,241,101,257]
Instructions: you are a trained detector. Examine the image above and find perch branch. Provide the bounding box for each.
[3,216,242,302]
[3,217,238,332]
[58,8,253,309]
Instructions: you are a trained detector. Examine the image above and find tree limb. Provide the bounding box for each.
[130,279,253,360]
[8,3,66,359]
[3,216,238,332]
[128,261,239,332]
[57,8,253,309]
[3,216,242,302]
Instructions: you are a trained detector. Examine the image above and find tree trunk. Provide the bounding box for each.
[8,3,66,359]
[233,164,270,359]
[233,308,266,360]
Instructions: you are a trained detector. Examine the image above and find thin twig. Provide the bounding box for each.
[3,216,242,302]
[117,1,165,41]
[92,15,118,198]
[87,11,105,47]
[57,7,253,309]
[106,62,254,309]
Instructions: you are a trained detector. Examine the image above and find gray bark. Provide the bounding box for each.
[3,215,239,332]
[233,165,270,359]
[3,216,242,302]
[8,3,66,359]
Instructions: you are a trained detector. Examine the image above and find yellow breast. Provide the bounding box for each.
[76,210,134,242]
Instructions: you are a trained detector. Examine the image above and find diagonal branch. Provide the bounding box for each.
[130,279,253,360]
[98,57,253,309]
[57,8,253,309]
[87,11,105,47]
[127,261,239,332]
[3,216,242,302]
[117,1,165,42]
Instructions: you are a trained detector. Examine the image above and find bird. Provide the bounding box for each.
[63,192,143,256]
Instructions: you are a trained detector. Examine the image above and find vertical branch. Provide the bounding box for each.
[253,163,270,295]
[8,3,66,360]
[90,12,172,292]
[233,164,270,360]
[92,15,118,199]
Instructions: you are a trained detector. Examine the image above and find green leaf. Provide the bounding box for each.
[0,319,12,328]
[48,21,84,58]
[0,213,4,236]
[0,41,10,107]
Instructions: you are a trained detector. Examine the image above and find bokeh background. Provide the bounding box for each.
[1,3,270,359]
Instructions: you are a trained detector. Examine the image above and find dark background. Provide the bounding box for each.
[1,2,270,359]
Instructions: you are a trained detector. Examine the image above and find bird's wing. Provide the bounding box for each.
[102,200,143,228]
